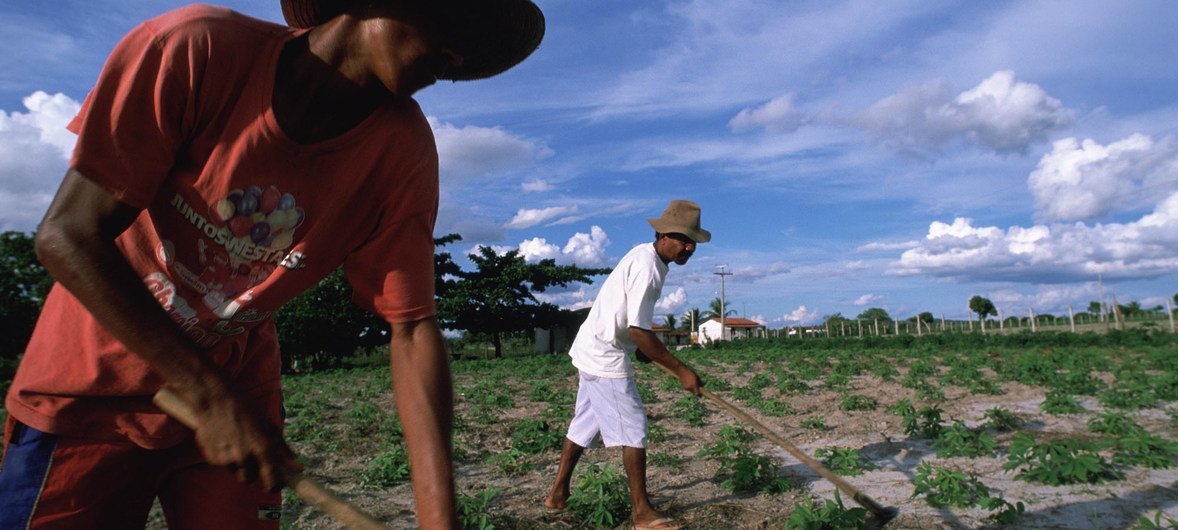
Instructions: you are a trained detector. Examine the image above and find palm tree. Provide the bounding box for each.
[661,314,677,330]
[681,307,702,331]
[704,297,735,321]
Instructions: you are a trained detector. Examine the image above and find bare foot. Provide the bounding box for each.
[543,495,566,514]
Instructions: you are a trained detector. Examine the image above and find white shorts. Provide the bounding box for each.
[566,371,647,449]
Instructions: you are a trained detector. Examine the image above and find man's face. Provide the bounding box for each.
[659,233,697,265]
[367,10,462,97]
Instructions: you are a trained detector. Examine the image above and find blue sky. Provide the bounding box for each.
[3,1,1177,327]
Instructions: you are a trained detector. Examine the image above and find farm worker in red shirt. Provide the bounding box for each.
[0,0,543,528]
[544,200,709,530]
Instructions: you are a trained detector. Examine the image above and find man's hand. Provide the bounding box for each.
[674,364,703,396]
[192,390,302,492]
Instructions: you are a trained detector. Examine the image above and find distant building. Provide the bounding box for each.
[698,317,766,344]
[651,324,693,347]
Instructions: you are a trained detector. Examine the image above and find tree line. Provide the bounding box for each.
[0,231,608,372]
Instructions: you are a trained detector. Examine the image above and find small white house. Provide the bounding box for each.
[697,317,766,345]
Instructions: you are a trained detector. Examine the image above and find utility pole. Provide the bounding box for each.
[714,265,732,341]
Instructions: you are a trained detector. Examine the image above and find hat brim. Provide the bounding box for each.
[648,218,711,244]
[281,0,544,81]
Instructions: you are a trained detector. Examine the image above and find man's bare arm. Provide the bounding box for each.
[628,326,702,395]
[35,168,297,490]
[388,316,457,529]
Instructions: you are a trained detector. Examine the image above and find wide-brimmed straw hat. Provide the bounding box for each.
[648,200,711,244]
[280,0,544,81]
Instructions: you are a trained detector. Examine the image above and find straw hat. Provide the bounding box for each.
[280,0,544,81]
[648,200,711,244]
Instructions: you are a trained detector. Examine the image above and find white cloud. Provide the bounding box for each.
[857,241,918,252]
[729,93,803,133]
[0,91,79,231]
[1028,134,1178,222]
[534,286,596,311]
[429,118,553,183]
[857,71,1073,154]
[521,179,553,192]
[517,226,611,266]
[782,305,821,324]
[656,286,687,314]
[505,206,578,229]
[892,197,1178,282]
[854,294,882,306]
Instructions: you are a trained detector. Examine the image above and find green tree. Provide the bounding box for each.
[273,268,388,372]
[917,311,935,324]
[1117,301,1144,319]
[1087,300,1104,316]
[704,297,735,321]
[661,314,677,330]
[856,307,891,322]
[968,296,996,319]
[680,307,702,331]
[1,231,54,359]
[437,246,608,358]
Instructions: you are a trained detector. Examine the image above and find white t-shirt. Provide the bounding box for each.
[570,243,668,378]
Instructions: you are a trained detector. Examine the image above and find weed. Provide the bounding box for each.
[1040,390,1084,415]
[1004,432,1121,485]
[748,372,774,389]
[527,381,558,402]
[457,487,500,530]
[510,418,564,454]
[814,446,876,476]
[489,448,534,476]
[671,396,708,427]
[756,398,795,417]
[636,383,660,404]
[801,416,830,431]
[648,451,684,469]
[839,394,878,412]
[567,464,630,529]
[784,490,868,530]
[362,444,411,487]
[647,421,668,443]
[935,421,997,458]
[981,407,1023,432]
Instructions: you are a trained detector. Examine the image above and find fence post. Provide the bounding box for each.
[1168,300,1175,333]
[1069,305,1076,333]
[1030,307,1036,333]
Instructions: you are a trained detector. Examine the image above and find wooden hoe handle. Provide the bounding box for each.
[153,388,389,530]
[653,363,891,516]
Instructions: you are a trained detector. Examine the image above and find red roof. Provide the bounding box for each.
[705,317,764,328]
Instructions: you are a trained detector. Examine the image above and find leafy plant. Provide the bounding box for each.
[457,487,501,530]
[801,416,830,431]
[718,451,793,493]
[1040,390,1084,415]
[489,448,534,476]
[1131,510,1178,530]
[784,490,868,530]
[935,421,997,458]
[1087,410,1145,435]
[362,444,411,487]
[648,451,684,469]
[1109,431,1178,469]
[671,396,708,426]
[1004,433,1121,485]
[510,419,564,454]
[839,394,878,412]
[756,398,795,417]
[814,446,876,476]
[981,407,1023,432]
[777,379,811,395]
[912,462,991,508]
[900,405,944,439]
[1099,383,1156,410]
[698,424,757,459]
[567,464,631,529]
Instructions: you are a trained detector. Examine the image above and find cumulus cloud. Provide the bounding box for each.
[0,91,79,231]
[656,286,688,314]
[1028,134,1178,222]
[534,286,596,311]
[857,70,1073,155]
[782,305,821,324]
[729,93,804,133]
[891,197,1178,282]
[505,206,579,229]
[854,294,882,306]
[429,118,553,183]
[517,226,611,266]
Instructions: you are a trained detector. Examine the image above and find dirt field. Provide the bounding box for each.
[254,347,1178,530]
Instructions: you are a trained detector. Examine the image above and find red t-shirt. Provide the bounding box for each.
[6,4,439,448]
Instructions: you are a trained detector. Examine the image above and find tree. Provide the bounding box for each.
[437,245,609,358]
[968,296,996,319]
[856,307,891,322]
[661,314,677,330]
[1117,301,1144,319]
[680,307,701,332]
[1087,300,1104,316]
[917,311,935,324]
[274,267,389,372]
[704,297,735,321]
[1,231,54,360]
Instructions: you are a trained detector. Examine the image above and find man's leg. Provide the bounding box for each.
[544,437,585,510]
[622,445,666,527]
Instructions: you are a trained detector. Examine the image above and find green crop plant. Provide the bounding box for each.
[784,490,868,530]
[671,395,708,426]
[1109,431,1178,469]
[647,421,667,443]
[1050,370,1106,396]
[362,443,411,487]
[801,416,830,431]
[755,398,794,417]
[457,487,501,530]
[1131,510,1178,530]
[636,382,659,404]
[527,380,558,403]
[1099,383,1157,410]
[777,379,811,395]
[968,378,1004,396]
[717,451,793,494]
[981,407,1023,432]
[935,421,997,458]
[886,398,913,416]
[698,424,757,459]
[567,463,630,529]
[915,381,946,402]
[1040,390,1084,415]
[839,394,878,412]
[510,418,563,454]
[911,462,991,508]
[980,496,1026,525]
[648,450,684,469]
[1087,411,1145,435]
[1004,433,1121,485]
[814,446,876,476]
[731,385,764,404]
[900,405,944,439]
[823,372,851,391]
[488,448,534,476]
[748,372,774,389]
[703,374,732,392]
